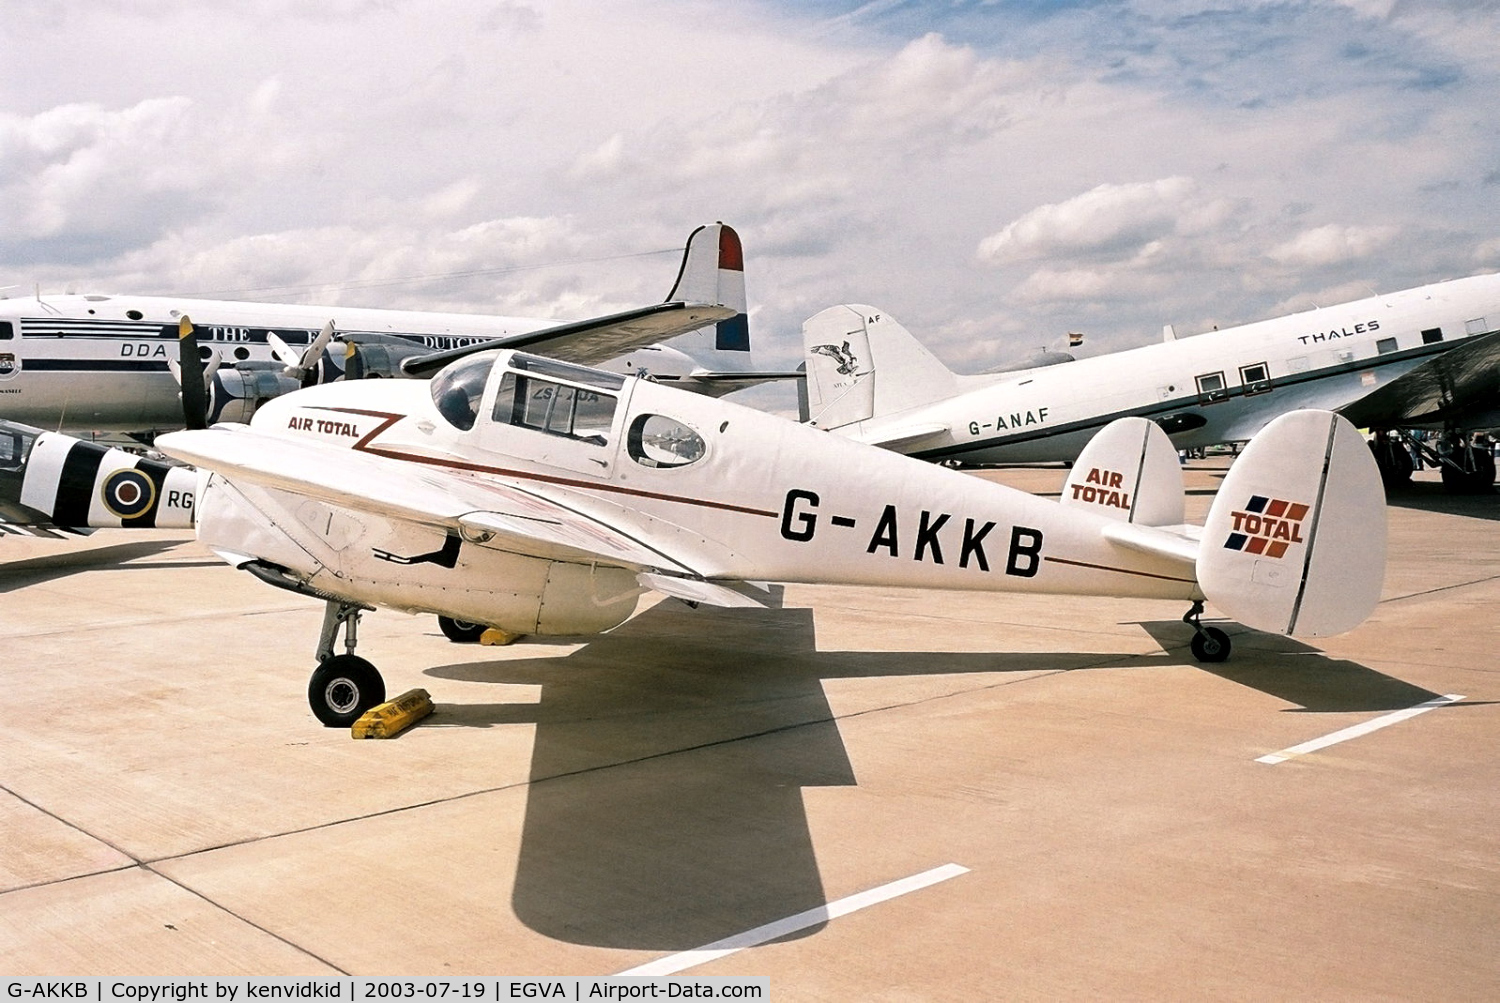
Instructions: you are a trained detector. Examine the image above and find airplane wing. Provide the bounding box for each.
[401,223,746,377]
[400,302,737,376]
[155,426,705,576]
[1337,329,1500,428]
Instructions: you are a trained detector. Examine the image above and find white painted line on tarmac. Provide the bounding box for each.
[1256,694,1464,764]
[615,862,970,977]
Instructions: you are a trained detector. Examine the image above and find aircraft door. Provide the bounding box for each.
[474,354,633,477]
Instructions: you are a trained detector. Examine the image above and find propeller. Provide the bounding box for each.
[268,320,337,386]
[165,315,218,430]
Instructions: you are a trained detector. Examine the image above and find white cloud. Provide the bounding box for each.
[1,0,1496,384]
[975,177,1235,265]
[1267,224,1401,268]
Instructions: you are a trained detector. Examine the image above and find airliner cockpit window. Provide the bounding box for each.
[492,372,617,446]
[627,414,706,468]
[430,351,499,431]
[0,322,13,340]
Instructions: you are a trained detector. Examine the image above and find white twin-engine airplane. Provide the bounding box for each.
[158,347,1385,727]
[0,223,779,435]
[802,272,1500,491]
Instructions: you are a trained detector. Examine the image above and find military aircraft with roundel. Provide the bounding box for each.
[156,345,1386,727]
[801,272,1500,492]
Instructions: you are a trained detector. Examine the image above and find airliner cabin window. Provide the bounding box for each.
[1195,372,1226,394]
[430,352,498,431]
[492,373,618,446]
[628,414,706,468]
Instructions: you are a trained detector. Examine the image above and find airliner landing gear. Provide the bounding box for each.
[309,599,384,727]
[1183,600,1231,663]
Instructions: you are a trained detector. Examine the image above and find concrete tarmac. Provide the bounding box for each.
[1,461,1496,998]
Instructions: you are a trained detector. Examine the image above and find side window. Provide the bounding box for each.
[494,373,617,446]
[1195,371,1228,402]
[1376,337,1398,355]
[628,414,706,468]
[1421,328,1443,344]
[1239,362,1272,396]
[0,321,13,340]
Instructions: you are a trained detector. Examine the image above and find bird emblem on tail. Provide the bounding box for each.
[810,341,860,376]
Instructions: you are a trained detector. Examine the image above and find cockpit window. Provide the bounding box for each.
[627,414,706,467]
[0,322,13,340]
[493,372,617,446]
[508,352,625,391]
[430,351,498,431]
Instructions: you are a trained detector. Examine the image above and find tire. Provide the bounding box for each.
[1440,446,1497,494]
[308,654,385,728]
[1190,627,1231,663]
[438,616,488,643]
[1369,439,1413,490]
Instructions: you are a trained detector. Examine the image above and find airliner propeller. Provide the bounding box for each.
[268,320,336,387]
[165,316,220,430]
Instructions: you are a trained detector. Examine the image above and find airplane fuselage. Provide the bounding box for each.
[852,273,1500,463]
[0,293,736,433]
[186,352,1201,636]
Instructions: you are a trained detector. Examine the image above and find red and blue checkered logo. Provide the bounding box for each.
[1224,495,1308,559]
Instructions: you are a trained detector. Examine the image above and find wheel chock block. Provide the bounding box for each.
[351,688,433,739]
[479,627,523,646]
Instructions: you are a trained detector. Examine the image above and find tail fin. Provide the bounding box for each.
[802,305,957,430]
[1197,410,1385,637]
[662,222,750,362]
[1061,417,1184,527]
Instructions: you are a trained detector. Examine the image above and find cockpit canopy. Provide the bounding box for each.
[429,349,707,468]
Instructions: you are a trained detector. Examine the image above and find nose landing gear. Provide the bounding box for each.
[1183,599,1231,663]
[308,599,385,727]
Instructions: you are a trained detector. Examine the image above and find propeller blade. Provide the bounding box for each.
[266,331,299,370]
[342,339,363,381]
[176,316,209,430]
[301,320,336,370]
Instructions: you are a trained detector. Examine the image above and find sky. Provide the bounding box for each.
[4,0,1499,411]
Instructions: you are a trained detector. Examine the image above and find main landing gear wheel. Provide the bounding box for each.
[309,598,385,727]
[438,615,487,643]
[1183,600,1232,663]
[308,654,385,728]
[1190,627,1231,663]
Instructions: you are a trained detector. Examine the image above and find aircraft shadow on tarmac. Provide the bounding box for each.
[1384,481,1500,522]
[417,598,1445,952]
[0,540,218,593]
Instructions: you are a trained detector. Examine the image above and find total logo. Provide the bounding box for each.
[1224,495,1308,559]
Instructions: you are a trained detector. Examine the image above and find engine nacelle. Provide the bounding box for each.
[195,477,645,635]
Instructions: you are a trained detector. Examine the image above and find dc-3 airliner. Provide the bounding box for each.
[157,346,1385,727]
[802,272,1500,491]
[0,223,778,435]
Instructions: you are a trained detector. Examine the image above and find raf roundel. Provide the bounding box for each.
[100,467,157,520]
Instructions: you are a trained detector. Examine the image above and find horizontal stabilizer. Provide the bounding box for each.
[1197,410,1385,637]
[1100,521,1200,566]
[1062,416,1184,526]
[864,422,951,449]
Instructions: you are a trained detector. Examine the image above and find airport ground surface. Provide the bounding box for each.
[1,461,1496,998]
